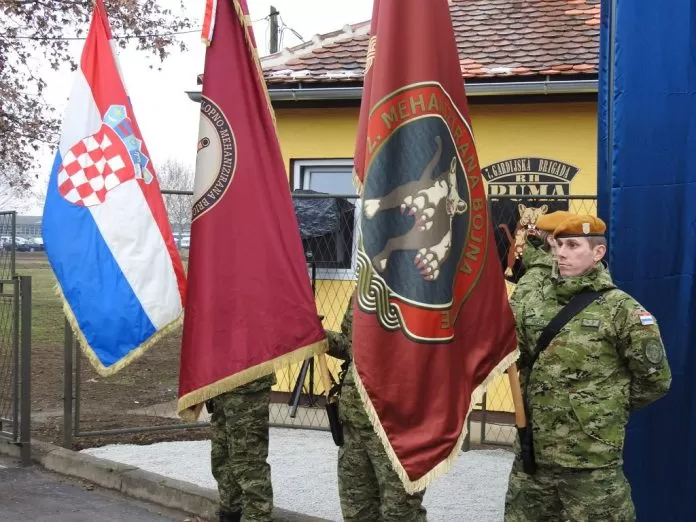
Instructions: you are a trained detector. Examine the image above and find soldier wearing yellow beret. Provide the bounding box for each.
[534,210,575,236]
[552,215,607,277]
[509,210,574,314]
[553,214,607,237]
[505,214,671,521]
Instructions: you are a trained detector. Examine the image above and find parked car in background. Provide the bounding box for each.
[17,240,44,252]
[0,236,45,252]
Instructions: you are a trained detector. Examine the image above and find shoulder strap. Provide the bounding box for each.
[535,289,610,354]
[523,288,611,415]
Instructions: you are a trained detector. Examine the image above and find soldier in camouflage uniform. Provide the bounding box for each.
[208,374,276,522]
[505,215,672,522]
[509,210,572,314]
[326,290,428,522]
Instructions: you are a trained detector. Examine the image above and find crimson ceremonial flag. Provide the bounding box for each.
[352,0,518,491]
[177,0,327,419]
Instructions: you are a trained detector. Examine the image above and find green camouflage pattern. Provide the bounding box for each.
[515,263,672,469]
[509,242,554,315]
[327,290,427,521]
[338,383,427,522]
[326,289,355,385]
[209,377,274,521]
[505,459,635,521]
[509,243,555,370]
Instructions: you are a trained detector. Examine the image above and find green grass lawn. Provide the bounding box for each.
[16,254,64,345]
[15,252,188,347]
[18,252,185,416]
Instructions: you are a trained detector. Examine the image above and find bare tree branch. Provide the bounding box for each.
[0,0,193,190]
[157,159,193,237]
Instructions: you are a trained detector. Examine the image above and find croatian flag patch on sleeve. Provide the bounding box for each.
[638,312,656,326]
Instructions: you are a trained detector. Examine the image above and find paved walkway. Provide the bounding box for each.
[0,455,190,522]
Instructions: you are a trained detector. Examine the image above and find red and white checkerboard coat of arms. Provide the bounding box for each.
[57,105,153,207]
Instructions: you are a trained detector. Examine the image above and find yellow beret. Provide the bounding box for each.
[553,215,606,238]
[534,211,575,232]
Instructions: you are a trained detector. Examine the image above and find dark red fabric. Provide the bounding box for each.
[352,0,517,484]
[178,0,325,409]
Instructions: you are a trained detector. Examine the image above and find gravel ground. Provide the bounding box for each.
[83,427,515,521]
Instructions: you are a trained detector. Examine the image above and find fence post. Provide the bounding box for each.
[12,272,19,442]
[462,416,471,452]
[9,212,15,278]
[63,319,73,449]
[480,392,488,444]
[19,276,31,466]
[74,339,81,435]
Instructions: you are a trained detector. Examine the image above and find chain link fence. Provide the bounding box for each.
[56,192,597,447]
[0,212,17,440]
[62,193,360,445]
[0,212,32,465]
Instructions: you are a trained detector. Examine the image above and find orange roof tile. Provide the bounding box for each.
[260,0,600,85]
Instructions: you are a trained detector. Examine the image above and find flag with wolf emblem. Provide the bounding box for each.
[42,0,186,376]
[177,0,327,420]
[352,0,518,491]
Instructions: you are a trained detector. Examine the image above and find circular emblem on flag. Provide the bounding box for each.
[57,105,153,207]
[193,96,237,221]
[356,82,488,343]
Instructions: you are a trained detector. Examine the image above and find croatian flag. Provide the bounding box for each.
[42,0,187,376]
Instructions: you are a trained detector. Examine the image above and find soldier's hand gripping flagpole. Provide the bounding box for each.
[508,363,536,474]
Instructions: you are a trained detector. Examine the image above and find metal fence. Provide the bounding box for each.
[60,192,597,447]
[0,211,32,465]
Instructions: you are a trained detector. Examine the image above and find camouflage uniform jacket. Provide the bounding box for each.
[509,243,554,318]
[518,264,672,469]
[325,291,355,386]
[509,243,553,370]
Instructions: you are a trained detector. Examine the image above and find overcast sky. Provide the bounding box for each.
[29,0,373,213]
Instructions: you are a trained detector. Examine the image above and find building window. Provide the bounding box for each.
[292,159,360,280]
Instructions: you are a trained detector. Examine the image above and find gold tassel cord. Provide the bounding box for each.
[353,347,520,494]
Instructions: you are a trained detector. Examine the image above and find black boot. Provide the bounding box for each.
[218,510,242,522]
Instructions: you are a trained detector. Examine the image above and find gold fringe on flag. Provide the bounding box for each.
[177,338,328,422]
[55,283,183,377]
[353,347,520,494]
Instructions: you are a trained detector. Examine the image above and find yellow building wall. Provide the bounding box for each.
[274,102,598,195]
[272,101,599,411]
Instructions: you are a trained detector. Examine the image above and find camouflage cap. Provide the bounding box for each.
[553,215,607,238]
[534,210,575,232]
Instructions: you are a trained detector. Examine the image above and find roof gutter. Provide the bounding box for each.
[185,78,598,104]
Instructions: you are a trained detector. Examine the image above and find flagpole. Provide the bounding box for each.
[317,353,332,398]
[507,363,526,428]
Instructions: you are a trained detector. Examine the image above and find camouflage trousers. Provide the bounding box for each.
[210,386,273,522]
[504,459,635,522]
[337,383,428,522]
